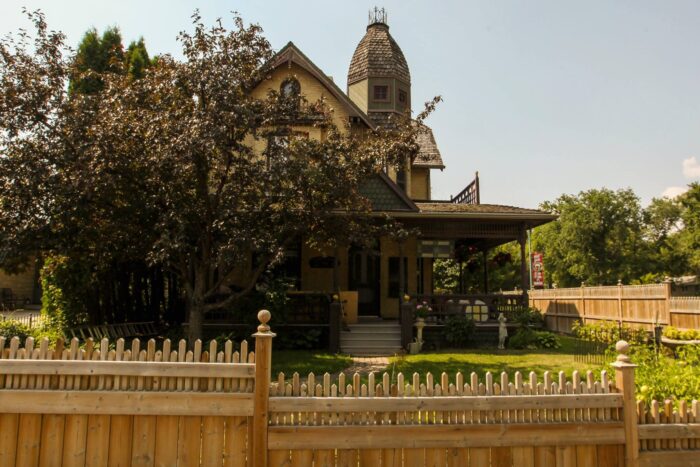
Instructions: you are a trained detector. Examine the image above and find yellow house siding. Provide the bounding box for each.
[251,63,353,134]
[410,168,430,200]
[300,244,348,292]
[0,263,38,305]
[348,81,368,114]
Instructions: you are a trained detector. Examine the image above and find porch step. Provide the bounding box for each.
[340,320,403,356]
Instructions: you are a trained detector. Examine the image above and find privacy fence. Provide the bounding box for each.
[0,311,698,467]
[529,282,700,333]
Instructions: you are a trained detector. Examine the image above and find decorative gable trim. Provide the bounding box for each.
[263,42,375,129]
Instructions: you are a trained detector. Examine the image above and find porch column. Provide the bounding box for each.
[518,227,529,304]
[333,246,340,292]
[398,242,405,301]
[482,250,489,294]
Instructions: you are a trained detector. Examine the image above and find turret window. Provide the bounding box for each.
[398,89,407,105]
[373,85,389,102]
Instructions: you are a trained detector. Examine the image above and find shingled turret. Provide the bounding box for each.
[347,8,411,126]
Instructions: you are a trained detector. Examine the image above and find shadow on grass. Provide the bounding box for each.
[272,350,353,376]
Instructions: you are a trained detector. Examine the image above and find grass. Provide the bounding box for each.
[271,350,353,376]
[388,336,604,380]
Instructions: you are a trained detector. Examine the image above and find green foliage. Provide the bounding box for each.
[508,328,536,349]
[607,344,700,405]
[0,320,31,342]
[532,186,700,288]
[69,27,152,94]
[40,255,90,329]
[663,326,700,341]
[571,320,648,345]
[512,307,544,328]
[433,259,459,293]
[680,183,700,271]
[442,315,475,347]
[275,328,322,350]
[534,331,561,349]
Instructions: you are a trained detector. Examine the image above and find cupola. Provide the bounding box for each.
[347,8,411,125]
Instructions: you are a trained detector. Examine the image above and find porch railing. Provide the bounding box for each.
[412,293,526,324]
[450,171,480,205]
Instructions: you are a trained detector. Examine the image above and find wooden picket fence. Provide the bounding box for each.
[0,310,698,466]
[529,282,700,333]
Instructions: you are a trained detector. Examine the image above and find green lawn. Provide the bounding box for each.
[271,350,352,376]
[389,336,604,380]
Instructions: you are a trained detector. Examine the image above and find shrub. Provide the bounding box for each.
[534,331,561,349]
[508,328,537,349]
[571,320,648,345]
[610,343,700,405]
[275,328,322,350]
[512,307,544,328]
[442,315,475,347]
[663,326,700,341]
[40,255,90,328]
[0,320,31,342]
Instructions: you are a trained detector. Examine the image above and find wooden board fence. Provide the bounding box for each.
[266,369,626,466]
[637,398,700,467]
[0,311,698,467]
[0,334,254,467]
[529,282,688,333]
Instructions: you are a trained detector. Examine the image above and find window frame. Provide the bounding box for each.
[372,84,390,102]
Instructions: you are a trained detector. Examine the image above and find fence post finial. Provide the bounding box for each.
[612,339,639,467]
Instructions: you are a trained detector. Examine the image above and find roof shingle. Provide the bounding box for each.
[348,23,411,86]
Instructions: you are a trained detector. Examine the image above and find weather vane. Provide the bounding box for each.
[368,7,388,26]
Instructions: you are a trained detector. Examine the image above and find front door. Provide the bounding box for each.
[348,245,381,316]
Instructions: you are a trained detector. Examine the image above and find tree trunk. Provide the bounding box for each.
[187,293,204,343]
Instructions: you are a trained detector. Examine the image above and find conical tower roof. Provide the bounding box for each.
[347,13,410,86]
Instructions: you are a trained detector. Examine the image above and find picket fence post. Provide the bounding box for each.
[612,340,639,467]
[252,310,275,467]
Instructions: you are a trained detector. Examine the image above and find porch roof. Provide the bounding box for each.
[387,202,556,227]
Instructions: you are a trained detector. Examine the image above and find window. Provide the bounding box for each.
[280,77,300,98]
[373,85,389,102]
[396,168,407,192]
[398,89,408,107]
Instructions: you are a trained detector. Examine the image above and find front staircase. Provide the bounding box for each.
[340,317,403,356]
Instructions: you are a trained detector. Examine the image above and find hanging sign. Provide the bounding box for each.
[531,252,545,288]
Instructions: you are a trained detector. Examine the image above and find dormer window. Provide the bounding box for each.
[373,85,389,102]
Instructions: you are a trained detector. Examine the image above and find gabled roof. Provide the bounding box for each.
[413,123,445,169]
[359,172,418,212]
[263,42,375,129]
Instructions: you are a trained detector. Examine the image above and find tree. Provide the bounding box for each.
[679,183,700,272]
[532,188,646,287]
[0,11,429,341]
[69,26,153,94]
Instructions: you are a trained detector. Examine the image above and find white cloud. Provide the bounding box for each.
[661,186,688,199]
[683,156,700,179]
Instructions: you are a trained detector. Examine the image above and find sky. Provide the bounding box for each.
[2,0,699,209]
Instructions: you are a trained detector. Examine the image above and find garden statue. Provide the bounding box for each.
[498,312,508,349]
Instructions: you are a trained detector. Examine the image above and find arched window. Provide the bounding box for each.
[280,77,300,99]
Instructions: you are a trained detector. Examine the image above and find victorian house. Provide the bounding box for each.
[245,10,555,354]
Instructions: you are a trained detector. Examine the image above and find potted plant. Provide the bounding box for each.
[415,301,431,322]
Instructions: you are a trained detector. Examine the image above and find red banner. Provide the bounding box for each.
[531,252,545,288]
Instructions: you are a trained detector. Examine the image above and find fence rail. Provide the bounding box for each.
[530,282,700,333]
[0,312,47,329]
[0,312,698,466]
